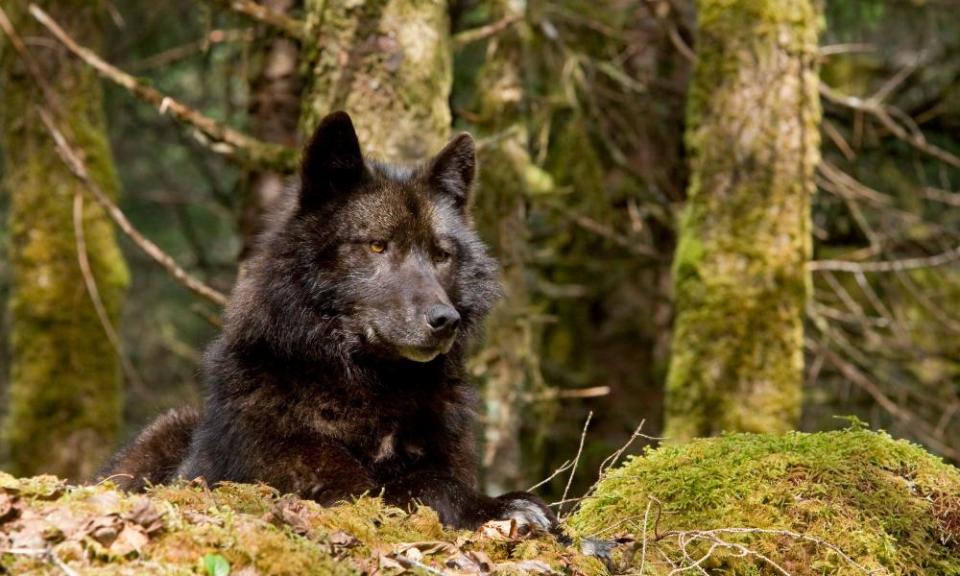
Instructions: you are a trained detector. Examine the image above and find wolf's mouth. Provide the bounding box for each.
[397,335,455,363]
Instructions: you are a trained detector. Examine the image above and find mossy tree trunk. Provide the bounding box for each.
[664,0,821,439]
[469,0,548,494]
[0,0,129,479]
[299,0,452,161]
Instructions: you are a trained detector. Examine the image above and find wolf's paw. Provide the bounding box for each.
[494,491,558,533]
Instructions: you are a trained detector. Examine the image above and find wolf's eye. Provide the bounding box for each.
[369,240,387,254]
[433,249,451,264]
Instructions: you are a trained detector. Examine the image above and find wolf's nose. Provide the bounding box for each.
[427,305,461,335]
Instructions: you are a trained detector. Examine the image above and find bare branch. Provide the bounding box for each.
[557,411,592,518]
[809,244,960,274]
[39,108,229,306]
[211,0,307,41]
[452,14,521,49]
[73,192,148,394]
[28,3,297,172]
[820,84,960,169]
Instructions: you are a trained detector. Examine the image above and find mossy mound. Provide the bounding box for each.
[0,474,601,575]
[570,429,960,575]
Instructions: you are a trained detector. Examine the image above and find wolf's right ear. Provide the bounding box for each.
[300,111,364,211]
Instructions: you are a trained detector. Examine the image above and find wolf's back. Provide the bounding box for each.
[99,407,200,491]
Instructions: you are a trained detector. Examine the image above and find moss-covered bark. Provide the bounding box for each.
[0,0,129,480]
[299,0,452,160]
[664,0,822,439]
[468,0,550,494]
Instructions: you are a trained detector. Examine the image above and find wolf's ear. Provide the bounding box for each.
[300,111,364,211]
[427,133,476,212]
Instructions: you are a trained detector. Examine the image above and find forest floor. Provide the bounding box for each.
[1,428,958,575]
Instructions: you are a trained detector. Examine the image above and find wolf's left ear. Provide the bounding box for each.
[300,111,365,211]
[427,133,476,211]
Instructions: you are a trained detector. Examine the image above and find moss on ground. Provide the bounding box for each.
[570,429,960,575]
[2,429,957,574]
[0,474,599,575]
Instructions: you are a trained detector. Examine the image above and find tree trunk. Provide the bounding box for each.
[0,0,129,479]
[470,0,547,494]
[663,0,821,439]
[299,0,452,162]
[238,0,302,264]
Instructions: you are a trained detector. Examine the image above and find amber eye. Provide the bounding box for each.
[434,249,451,264]
[369,240,387,254]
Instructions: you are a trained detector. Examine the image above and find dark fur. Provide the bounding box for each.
[103,112,556,531]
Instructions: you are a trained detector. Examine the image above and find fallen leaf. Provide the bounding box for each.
[477,519,517,541]
[125,497,164,535]
[83,514,124,548]
[378,552,404,571]
[109,525,149,557]
[0,493,22,523]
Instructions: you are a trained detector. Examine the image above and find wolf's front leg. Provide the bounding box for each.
[382,470,557,531]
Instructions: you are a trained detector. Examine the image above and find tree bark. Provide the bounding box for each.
[299,0,452,162]
[664,0,821,439]
[470,0,547,494]
[0,0,128,479]
[238,0,302,263]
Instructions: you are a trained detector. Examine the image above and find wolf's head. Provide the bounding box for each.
[227,112,499,365]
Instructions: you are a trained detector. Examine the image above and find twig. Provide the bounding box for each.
[38,108,228,306]
[820,84,960,169]
[452,14,521,49]
[73,192,148,394]
[809,244,960,273]
[129,28,254,71]
[28,3,297,172]
[2,547,79,576]
[557,411,592,518]
[391,554,454,576]
[527,459,572,492]
[211,0,307,40]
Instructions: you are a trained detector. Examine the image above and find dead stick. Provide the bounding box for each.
[211,0,307,40]
[29,3,296,172]
[39,108,228,306]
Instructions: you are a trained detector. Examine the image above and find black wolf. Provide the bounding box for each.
[104,111,556,531]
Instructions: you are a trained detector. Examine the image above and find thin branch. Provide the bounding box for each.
[557,411,592,518]
[0,3,225,304]
[211,0,307,41]
[2,548,78,576]
[29,3,297,172]
[809,244,960,273]
[73,192,148,394]
[129,28,254,71]
[39,108,229,306]
[452,14,521,49]
[820,84,960,169]
[527,459,573,493]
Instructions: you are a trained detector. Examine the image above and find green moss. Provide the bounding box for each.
[0,474,595,575]
[571,429,960,575]
[1,0,128,480]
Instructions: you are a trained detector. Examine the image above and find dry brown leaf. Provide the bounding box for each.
[477,518,517,541]
[108,524,149,557]
[83,514,124,548]
[0,493,22,524]
[124,497,164,535]
[378,552,405,571]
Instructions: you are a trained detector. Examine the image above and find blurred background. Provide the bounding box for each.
[0,0,958,502]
